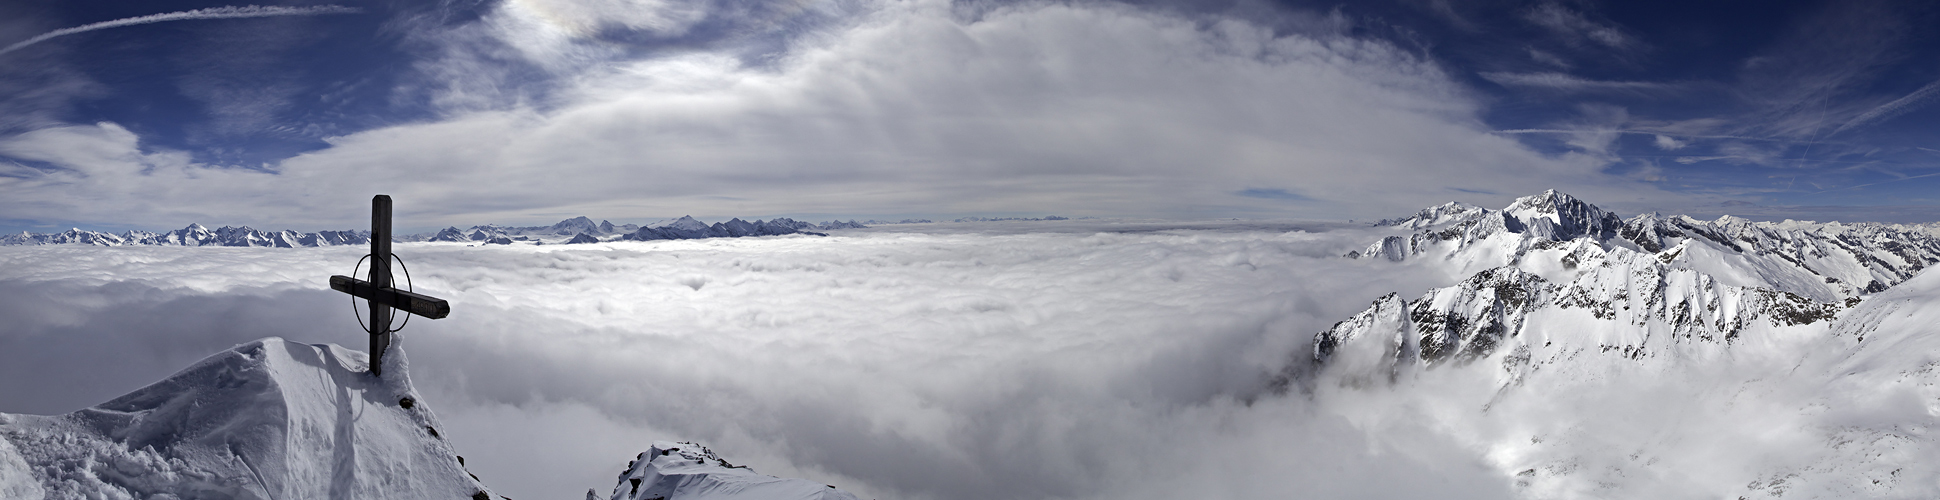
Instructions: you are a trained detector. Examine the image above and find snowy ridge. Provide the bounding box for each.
[1372,201,1486,229]
[596,442,860,500]
[3,216,871,247]
[622,216,830,241]
[1350,189,1940,301]
[392,216,864,244]
[1314,244,1839,376]
[1306,263,1940,498]
[419,216,634,244]
[1308,193,1940,497]
[0,224,369,248]
[0,338,492,500]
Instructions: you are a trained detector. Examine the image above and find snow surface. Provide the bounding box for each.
[598,441,860,500]
[0,338,493,499]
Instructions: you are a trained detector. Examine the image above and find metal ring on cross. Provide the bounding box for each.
[348,253,418,333]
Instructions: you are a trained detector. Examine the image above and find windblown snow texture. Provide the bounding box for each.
[0,338,492,499]
[597,442,860,500]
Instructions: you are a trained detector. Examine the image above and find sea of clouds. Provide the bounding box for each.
[7,221,1926,499]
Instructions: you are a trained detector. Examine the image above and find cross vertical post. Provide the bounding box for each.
[330,194,449,377]
[369,194,394,375]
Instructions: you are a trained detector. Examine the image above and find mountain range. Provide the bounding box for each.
[0,216,870,247]
[1301,190,1940,497]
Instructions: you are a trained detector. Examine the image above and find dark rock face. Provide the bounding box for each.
[566,233,601,244]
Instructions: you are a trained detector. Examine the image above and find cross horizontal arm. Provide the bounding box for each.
[330,275,451,319]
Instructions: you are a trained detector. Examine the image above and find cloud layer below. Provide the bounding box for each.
[10,220,1926,499]
[0,222,1499,499]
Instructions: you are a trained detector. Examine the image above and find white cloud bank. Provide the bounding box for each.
[9,222,1932,499]
[0,0,1679,230]
[0,223,1503,499]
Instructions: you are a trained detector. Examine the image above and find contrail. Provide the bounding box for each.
[0,5,361,57]
[1830,79,1940,137]
[1492,129,1836,144]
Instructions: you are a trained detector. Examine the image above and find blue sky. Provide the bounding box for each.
[1,0,1937,233]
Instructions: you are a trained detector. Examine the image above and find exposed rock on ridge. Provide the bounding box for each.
[1350,190,1940,302]
[597,441,860,500]
[624,216,827,241]
[1,224,369,248]
[1317,240,1841,376]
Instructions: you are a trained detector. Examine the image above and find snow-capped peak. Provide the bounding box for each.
[1373,201,1486,229]
[1500,189,1622,241]
[0,338,493,499]
[1314,245,1841,378]
[1350,190,1940,301]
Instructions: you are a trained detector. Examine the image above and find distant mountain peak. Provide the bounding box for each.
[1350,189,1940,302]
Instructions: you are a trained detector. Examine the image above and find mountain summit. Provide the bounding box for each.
[1352,190,1940,302]
[0,338,492,499]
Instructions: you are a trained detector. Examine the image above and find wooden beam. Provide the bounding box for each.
[331,275,451,319]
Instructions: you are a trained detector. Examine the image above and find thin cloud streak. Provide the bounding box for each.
[1831,78,1940,137]
[1479,72,1671,92]
[0,5,362,57]
[1493,128,1833,144]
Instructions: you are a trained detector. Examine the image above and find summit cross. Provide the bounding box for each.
[329,195,450,376]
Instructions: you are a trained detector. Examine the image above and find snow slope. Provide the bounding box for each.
[595,442,860,500]
[0,338,494,500]
[1311,219,1940,497]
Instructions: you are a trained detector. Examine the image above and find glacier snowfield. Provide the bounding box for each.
[3,214,1938,499]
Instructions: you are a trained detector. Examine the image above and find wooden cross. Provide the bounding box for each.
[330,195,450,376]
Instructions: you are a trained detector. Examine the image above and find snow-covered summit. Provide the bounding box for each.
[1314,244,1840,377]
[1373,201,1485,229]
[625,216,829,241]
[596,441,860,500]
[1500,189,1624,241]
[1350,190,1940,301]
[0,225,369,248]
[0,338,493,500]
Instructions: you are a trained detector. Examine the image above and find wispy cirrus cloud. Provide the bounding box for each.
[1521,2,1639,51]
[1479,72,1674,92]
[0,5,362,58]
